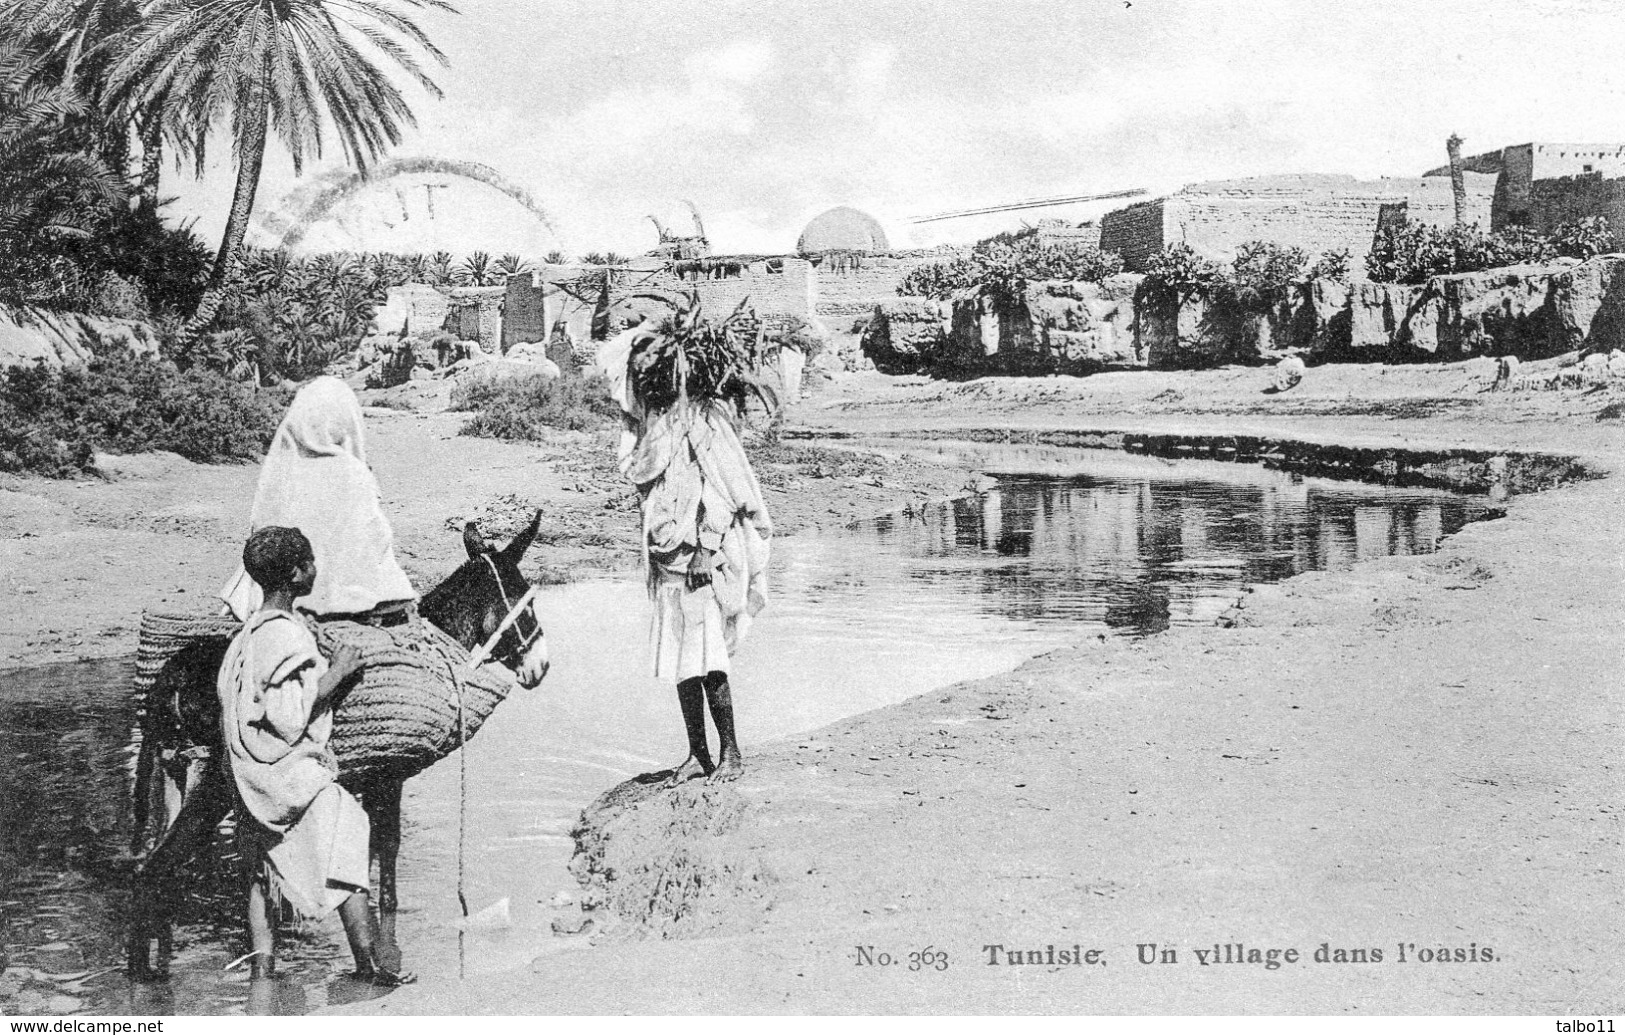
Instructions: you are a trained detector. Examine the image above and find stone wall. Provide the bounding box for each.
[1100,173,1497,273]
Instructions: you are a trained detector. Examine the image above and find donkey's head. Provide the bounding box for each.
[421,511,549,689]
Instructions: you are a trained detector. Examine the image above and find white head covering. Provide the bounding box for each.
[220,377,417,620]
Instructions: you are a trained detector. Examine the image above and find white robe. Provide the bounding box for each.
[220,376,416,621]
[598,331,773,680]
[218,610,370,918]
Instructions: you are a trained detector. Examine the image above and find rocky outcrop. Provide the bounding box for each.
[0,303,159,368]
[1344,282,1423,360]
[939,278,1144,375]
[860,297,947,374]
[860,257,1625,381]
[1550,253,1625,353]
[1265,279,1351,358]
[1014,275,1143,373]
[1136,288,1231,370]
[1398,261,1574,361]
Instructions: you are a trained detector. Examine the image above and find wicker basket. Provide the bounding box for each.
[135,611,517,785]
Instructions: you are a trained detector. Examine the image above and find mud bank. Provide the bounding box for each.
[794,425,1594,494]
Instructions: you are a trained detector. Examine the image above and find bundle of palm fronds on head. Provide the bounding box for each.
[627,289,779,416]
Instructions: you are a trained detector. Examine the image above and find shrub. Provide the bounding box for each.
[1365,222,1562,284]
[1551,216,1617,260]
[0,344,286,476]
[897,239,1125,304]
[1306,248,1352,283]
[452,371,621,439]
[1141,243,1222,304]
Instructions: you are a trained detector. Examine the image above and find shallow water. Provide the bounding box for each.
[0,447,1495,1014]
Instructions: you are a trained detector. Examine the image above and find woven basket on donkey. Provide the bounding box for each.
[135,611,516,786]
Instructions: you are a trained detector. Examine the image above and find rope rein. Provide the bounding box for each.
[466,555,543,668]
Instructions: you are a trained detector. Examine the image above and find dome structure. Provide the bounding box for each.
[796,206,889,255]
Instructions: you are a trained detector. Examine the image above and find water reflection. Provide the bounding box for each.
[840,471,1488,636]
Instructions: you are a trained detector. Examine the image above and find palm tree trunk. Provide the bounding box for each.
[1447,134,1467,227]
[185,84,268,331]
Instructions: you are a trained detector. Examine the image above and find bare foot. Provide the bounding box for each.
[663,755,713,787]
[708,752,744,784]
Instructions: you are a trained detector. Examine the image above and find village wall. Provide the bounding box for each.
[809,254,950,324]
[1100,173,1497,273]
[655,257,817,324]
[1525,175,1625,237]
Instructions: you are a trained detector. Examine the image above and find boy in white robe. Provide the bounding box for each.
[218,525,412,985]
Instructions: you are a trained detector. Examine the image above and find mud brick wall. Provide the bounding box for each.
[503,268,601,350]
[640,258,817,323]
[1099,199,1167,271]
[445,287,505,349]
[810,254,953,323]
[1103,174,1495,274]
[1525,174,1625,237]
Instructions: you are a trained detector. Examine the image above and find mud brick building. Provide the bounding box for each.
[1424,142,1625,235]
[1099,173,1496,273]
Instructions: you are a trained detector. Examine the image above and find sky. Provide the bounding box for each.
[168,0,1625,259]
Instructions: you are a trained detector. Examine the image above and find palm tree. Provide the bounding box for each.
[496,251,531,279]
[455,249,492,286]
[103,0,456,330]
[0,38,124,279]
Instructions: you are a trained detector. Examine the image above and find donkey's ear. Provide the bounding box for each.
[503,509,542,562]
[463,521,488,558]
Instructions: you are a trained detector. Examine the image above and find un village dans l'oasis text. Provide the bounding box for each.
[852,941,1497,971]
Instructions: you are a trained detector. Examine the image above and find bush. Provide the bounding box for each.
[1306,249,1352,283]
[1140,243,1223,304]
[452,371,621,439]
[898,238,1125,304]
[0,344,287,476]
[1551,216,1617,260]
[1365,222,1562,284]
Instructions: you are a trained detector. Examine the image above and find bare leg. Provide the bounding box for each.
[704,671,743,783]
[246,867,276,979]
[664,676,714,785]
[338,890,414,986]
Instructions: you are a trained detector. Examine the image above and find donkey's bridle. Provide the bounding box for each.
[466,554,544,669]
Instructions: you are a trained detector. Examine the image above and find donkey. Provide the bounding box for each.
[126,513,549,979]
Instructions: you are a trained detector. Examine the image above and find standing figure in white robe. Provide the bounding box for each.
[598,329,773,783]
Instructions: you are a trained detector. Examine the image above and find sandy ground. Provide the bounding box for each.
[3,361,1622,1014]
